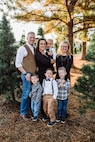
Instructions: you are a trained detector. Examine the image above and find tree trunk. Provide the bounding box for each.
[67,19,75,68]
[67,19,73,54]
[81,42,86,59]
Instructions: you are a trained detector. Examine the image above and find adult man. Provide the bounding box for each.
[15,32,37,120]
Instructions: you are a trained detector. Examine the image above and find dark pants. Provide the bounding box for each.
[57,99,68,118]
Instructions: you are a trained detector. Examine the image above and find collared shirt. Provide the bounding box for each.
[57,79,70,100]
[15,42,35,68]
[49,47,56,60]
[42,78,58,99]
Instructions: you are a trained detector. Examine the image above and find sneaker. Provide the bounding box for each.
[31,116,34,120]
[42,116,49,122]
[32,117,37,122]
[47,121,56,127]
[56,116,61,122]
[61,118,65,123]
[20,114,29,121]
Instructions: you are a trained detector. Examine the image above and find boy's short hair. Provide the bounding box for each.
[47,39,53,45]
[58,67,67,73]
[45,68,53,73]
[31,73,39,78]
[47,39,53,42]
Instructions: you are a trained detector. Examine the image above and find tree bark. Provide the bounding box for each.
[67,19,73,54]
[81,42,86,59]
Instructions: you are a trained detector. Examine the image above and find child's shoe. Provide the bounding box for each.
[61,117,65,123]
[47,121,56,127]
[32,117,37,122]
[31,116,34,120]
[42,116,49,122]
[20,114,29,121]
[56,116,61,122]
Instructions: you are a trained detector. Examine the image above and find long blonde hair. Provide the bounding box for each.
[57,41,71,56]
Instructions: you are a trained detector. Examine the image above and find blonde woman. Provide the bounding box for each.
[56,41,73,80]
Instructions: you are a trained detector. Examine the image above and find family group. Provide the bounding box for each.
[15,31,73,127]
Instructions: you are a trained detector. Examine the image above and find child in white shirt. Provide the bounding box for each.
[46,39,56,61]
[42,68,58,127]
[46,39,56,72]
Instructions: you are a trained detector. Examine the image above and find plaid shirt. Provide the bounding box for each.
[56,79,70,100]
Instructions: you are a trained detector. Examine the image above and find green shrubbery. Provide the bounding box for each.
[74,64,95,113]
[85,31,95,62]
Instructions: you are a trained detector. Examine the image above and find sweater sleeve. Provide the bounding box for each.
[35,85,43,102]
[29,91,32,98]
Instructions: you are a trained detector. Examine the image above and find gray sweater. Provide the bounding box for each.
[29,82,43,102]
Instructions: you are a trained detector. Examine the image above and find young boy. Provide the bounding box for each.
[46,39,56,72]
[46,39,56,61]
[42,68,58,127]
[29,73,43,121]
[56,67,70,123]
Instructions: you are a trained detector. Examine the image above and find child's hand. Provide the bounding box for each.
[60,84,63,87]
[53,96,57,99]
[62,80,66,84]
[48,51,53,56]
[59,79,66,87]
[29,94,32,98]
[50,59,55,64]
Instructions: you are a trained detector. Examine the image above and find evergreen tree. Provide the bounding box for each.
[74,64,95,113]
[0,14,21,102]
[37,27,44,38]
[19,30,26,45]
[54,42,58,52]
[85,31,95,62]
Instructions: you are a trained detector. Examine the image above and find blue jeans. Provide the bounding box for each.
[31,100,41,118]
[20,73,31,115]
[57,99,68,118]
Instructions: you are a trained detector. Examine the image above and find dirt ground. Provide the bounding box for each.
[0,55,95,142]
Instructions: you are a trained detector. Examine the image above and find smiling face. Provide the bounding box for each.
[58,70,66,79]
[27,33,35,45]
[61,42,69,54]
[39,40,47,52]
[45,69,53,79]
[58,67,67,79]
[47,39,53,48]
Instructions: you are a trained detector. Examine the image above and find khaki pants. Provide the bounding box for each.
[43,94,57,122]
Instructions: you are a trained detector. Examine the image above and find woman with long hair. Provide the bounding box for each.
[56,41,73,80]
[35,38,54,84]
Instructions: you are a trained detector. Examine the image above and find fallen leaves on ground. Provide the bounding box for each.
[0,55,95,142]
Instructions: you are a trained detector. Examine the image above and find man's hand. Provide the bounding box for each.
[25,73,31,81]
